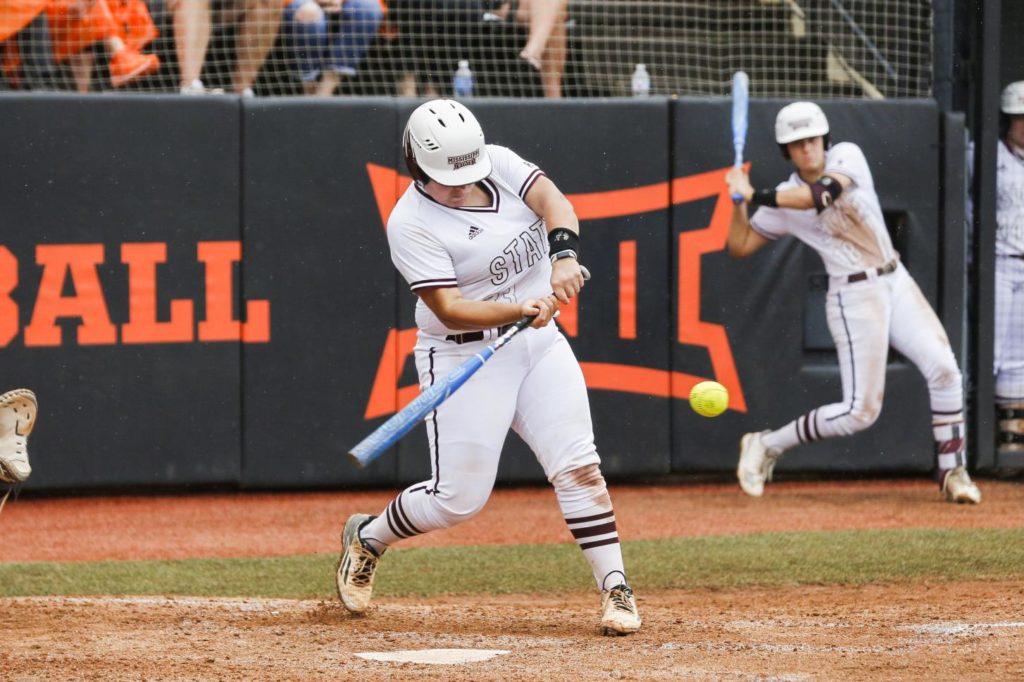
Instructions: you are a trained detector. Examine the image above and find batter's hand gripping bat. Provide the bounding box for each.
[730,71,749,205]
[348,266,590,469]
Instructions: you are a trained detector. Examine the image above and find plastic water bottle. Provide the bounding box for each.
[453,60,474,98]
[631,63,651,97]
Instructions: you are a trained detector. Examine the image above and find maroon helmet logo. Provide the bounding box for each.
[448,150,480,170]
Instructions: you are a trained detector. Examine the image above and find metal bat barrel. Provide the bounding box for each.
[731,71,749,166]
[730,70,749,204]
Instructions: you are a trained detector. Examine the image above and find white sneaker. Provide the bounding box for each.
[180,79,206,95]
[942,467,982,504]
[600,584,641,636]
[335,513,384,613]
[180,79,225,95]
[737,430,781,497]
[0,389,37,484]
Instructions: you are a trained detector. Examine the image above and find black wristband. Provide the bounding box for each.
[548,227,580,259]
[749,188,779,208]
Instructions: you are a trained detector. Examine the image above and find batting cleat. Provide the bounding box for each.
[737,430,781,497]
[942,467,982,505]
[336,513,383,613]
[600,584,641,636]
[0,389,37,484]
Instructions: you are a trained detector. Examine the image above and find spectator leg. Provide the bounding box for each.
[396,71,417,96]
[537,4,565,98]
[172,0,212,89]
[322,0,382,91]
[68,50,95,91]
[516,0,567,98]
[286,0,327,94]
[233,0,283,93]
[315,69,339,95]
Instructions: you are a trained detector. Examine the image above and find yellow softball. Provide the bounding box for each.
[689,380,729,417]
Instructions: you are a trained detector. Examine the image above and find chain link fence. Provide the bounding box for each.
[0,0,933,97]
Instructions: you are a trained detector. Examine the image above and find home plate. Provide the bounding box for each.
[355,649,510,665]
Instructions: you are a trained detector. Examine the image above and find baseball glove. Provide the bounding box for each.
[0,388,37,484]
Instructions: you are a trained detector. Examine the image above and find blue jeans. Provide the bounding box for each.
[285,0,384,81]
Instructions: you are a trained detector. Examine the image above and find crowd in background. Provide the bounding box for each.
[0,0,570,96]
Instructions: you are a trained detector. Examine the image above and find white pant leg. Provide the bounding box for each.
[812,279,891,439]
[763,278,892,453]
[886,266,963,415]
[995,256,1024,401]
[511,324,600,488]
[887,265,966,472]
[511,324,625,590]
[386,337,527,536]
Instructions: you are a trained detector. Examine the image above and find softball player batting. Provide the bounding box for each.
[994,82,1024,455]
[335,99,641,635]
[725,101,982,504]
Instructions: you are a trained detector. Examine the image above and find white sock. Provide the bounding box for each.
[564,506,626,590]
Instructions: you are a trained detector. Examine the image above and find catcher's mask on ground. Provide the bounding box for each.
[775,101,831,159]
[403,99,492,187]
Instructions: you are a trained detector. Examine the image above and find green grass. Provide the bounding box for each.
[2,528,1023,599]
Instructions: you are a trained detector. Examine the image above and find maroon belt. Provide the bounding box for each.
[847,259,898,283]
[446,323,514,344]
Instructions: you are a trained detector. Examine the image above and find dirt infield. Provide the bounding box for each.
[3,479,1024,680]
[4,581,1024,681]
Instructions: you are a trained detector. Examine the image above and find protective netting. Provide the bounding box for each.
[0,0,932,98]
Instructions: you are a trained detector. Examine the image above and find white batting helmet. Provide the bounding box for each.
[775,101,830,144]
[402,99,492,186]
[1001,81,1024,115]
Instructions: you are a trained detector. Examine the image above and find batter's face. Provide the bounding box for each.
[1007,115,1024,150]
[787,136,826,177]
[423,180,477,208]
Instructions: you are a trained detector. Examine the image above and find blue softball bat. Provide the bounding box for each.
[347,316,532,468]
[348,266,591,468]
[730,71,749,205]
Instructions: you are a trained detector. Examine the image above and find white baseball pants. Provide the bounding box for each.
[765,263,965,469]
[995,255,1024,402]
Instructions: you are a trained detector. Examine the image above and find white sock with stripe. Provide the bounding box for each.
[359,488,427,554]
[564,507,627,590]
[933,416,966,486]
[552,464,627,590]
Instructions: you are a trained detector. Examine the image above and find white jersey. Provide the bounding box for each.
[750,142,898,278]
[388,144,551,341]
[996,140,1024,255]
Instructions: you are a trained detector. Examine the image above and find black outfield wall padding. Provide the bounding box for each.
[0,94,243,489]
[240,98,399,488]
[0,95,962,492]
